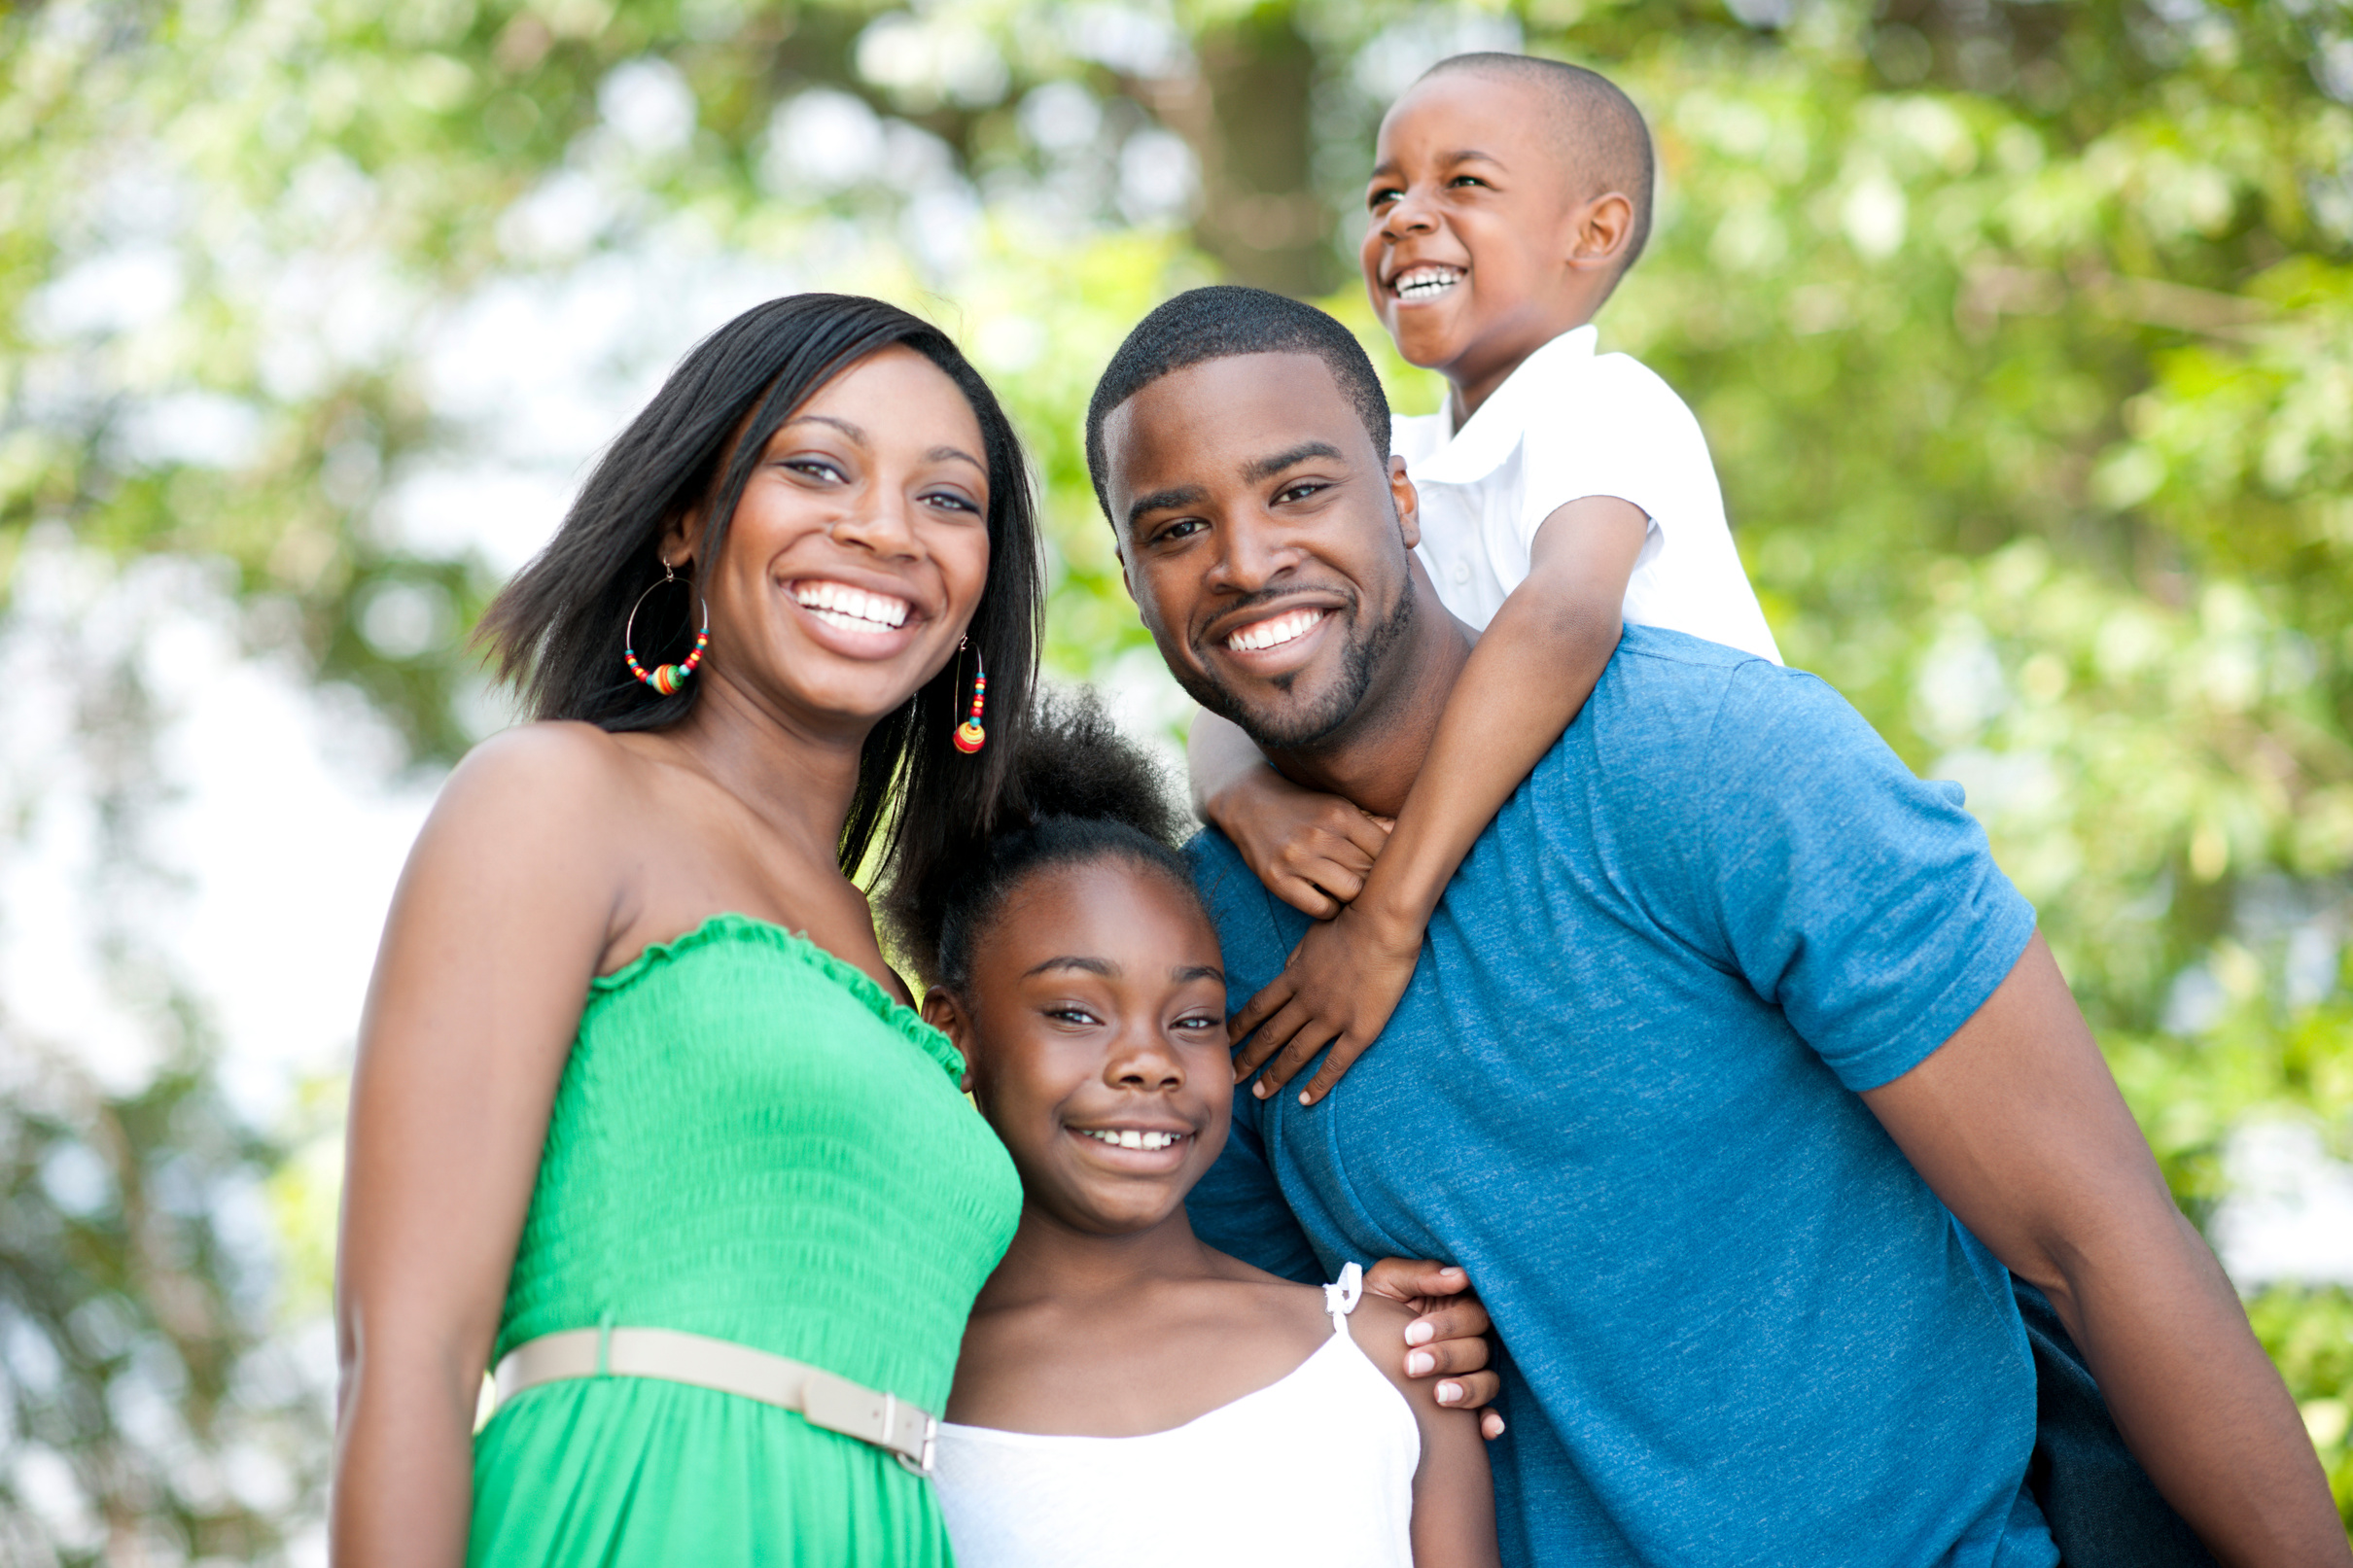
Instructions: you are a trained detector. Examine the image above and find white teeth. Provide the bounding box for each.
[1081,1130,1185,1151]
[793,580,909,632]
[1394,266,1461,300]
[1226,608,1325,653]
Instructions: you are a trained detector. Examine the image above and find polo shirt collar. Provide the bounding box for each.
[1407,325,1598,485]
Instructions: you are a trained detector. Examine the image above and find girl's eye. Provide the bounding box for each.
[1174,1013,1222,1033]
[1045,1006,1101,1028]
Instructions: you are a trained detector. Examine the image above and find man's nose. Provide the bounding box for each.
[1204,513,1302,595]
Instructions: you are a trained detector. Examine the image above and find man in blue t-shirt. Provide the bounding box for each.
[1079,287,2344,1567]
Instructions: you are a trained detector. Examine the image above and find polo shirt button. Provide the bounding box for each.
[1452,559,1470,584]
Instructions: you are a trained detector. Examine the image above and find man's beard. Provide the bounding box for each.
[1175,579,1415,753]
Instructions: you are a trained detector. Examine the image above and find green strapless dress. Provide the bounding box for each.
[469,914,1022,1566]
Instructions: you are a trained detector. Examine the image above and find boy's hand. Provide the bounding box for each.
[1231,900,1421,1104]
[1205,766,1392,919]
[1363,1258,1506,1440]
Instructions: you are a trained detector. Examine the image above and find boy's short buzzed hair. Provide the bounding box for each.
[1083,285,1391,522]
[1422,52,1656,282]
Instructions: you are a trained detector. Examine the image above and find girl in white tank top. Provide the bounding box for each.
[891,700,1500,1568]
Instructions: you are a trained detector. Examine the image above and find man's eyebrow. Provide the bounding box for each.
[1022,955,1119,979]
[1126,483,1209,531]
[1173,963,1226,986]
[1241,441,1345,484]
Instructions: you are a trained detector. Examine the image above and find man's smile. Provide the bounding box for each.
[1226,607,1326,652]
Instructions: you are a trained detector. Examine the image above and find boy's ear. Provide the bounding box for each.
[921,989,976,1092]
[1567,191,1635,271]
[1387,454,1422,552]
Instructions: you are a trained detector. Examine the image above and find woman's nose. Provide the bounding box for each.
[828,491,922,557]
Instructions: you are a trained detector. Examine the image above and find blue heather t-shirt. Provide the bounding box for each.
[1185,627,2056,1568]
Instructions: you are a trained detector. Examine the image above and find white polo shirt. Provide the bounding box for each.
[1396,325,1782,663]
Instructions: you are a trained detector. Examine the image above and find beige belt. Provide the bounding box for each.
[492,1325,938,1476]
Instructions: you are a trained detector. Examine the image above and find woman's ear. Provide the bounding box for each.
[921,989,975,1092]
[657,508,703,575]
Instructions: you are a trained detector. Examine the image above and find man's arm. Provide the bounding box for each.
[1863,934,2348,1568]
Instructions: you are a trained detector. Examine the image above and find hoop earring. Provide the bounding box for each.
[623,562,710,696]
[953,637,987,754]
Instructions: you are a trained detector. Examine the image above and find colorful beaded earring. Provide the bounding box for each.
[623,562,710,696]
[953,637,988,754]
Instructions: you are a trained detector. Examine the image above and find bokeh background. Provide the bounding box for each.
[5,0,2352,1558]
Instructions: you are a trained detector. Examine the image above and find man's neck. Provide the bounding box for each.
[1262,563,1473,819]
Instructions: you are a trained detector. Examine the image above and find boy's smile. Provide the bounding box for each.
[1363,70,1628,421]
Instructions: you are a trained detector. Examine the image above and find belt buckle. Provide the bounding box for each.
[895,1412,938,1479]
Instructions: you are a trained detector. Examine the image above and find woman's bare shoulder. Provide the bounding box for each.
[438,721,648,820]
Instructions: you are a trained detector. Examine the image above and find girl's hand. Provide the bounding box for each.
[1230,900,1422,1103]
[1202,765,1392,920]
[1363,1258,1505,1440]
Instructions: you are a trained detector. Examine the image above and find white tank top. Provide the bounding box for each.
[932,1263,1420,1568]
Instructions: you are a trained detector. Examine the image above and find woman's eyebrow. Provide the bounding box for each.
[782,413,866,443]
[927,444,986,472]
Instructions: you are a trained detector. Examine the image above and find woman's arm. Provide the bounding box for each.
[1352,1296,1502,1568]
[332,724,632,1568]
[1232,496,1648,1101]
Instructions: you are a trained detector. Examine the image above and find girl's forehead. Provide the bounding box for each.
[983,856,1220,968]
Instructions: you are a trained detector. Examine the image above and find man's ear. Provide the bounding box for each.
[1567,192,1635,271]
[921,989,976,1094]
[1387,454,1422,552]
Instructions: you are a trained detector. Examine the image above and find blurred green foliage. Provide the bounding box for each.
[5,0,2352,1553]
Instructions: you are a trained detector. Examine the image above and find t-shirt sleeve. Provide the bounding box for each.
[1181,830,1325,1284]
[1186,1091,1325,1285]
[1514,358,1717,555]
[1677,661,2038,1092]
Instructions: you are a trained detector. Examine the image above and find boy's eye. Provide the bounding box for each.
[1448,175,1488,190]
[1367,185,1403,210]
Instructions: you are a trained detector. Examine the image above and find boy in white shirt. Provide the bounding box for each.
[1190,52,1781,1103]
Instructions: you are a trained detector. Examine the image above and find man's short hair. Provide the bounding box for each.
[1084,286,1391,521]
[1422,52,1656,285]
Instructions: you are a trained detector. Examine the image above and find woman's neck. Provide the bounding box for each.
[664,671,873,863]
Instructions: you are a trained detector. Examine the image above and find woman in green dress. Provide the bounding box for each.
[332,295,1042,1566]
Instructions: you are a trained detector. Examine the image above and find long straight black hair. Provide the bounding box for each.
[475,293,1042,885]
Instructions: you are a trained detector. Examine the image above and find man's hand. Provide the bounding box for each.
[1204,764,1392,920]
[1363,1257,1506,1440]
[1231,901,1421,1103]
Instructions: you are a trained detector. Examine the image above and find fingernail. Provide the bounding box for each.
[1253,1081,1270,1098]
[1488,1417,1507,1437]
[1404,1322,1433,1346]
[1406,1350,1434,1376]
[1440,1267,1464,1277]
[1436,1380,1461,1404]
[1297,1090,1313,1104]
